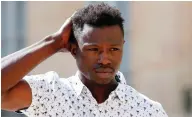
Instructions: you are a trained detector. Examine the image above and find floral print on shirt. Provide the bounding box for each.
[20,71,168,117]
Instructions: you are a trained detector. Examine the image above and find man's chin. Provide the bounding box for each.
[95,72,113,79]
[93,77,114,85]
[89,72,116,84]
[95,80,111,85]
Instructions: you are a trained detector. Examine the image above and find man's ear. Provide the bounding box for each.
[69,43,78,59]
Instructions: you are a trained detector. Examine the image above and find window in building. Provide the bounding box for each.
[1,1,26,57]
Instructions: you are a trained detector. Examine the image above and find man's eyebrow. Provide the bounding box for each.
[83,43,122,47]
[83,43,99,46]
[111,44,121,46]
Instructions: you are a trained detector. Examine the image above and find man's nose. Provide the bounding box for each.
[98,50,111,65]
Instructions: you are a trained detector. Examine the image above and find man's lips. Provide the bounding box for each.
[94,68,114,73]
[94,68,114,78]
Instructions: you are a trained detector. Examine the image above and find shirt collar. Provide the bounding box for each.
[69,71,128,102]
[115,83,128,102]
[69,71,84,96]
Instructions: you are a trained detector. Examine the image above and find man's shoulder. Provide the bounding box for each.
[122,84,168,116]
[123,84,161,105]
[23,71,74,89]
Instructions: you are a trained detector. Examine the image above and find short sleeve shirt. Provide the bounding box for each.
[21,71,168,117]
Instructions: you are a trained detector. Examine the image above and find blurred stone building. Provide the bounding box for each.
[1,1,192,117]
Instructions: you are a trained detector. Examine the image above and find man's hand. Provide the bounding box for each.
[51,13,75,52]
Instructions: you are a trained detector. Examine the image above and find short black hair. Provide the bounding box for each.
[70,3,124,43]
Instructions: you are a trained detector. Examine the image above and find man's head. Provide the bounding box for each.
[70,3,125,85]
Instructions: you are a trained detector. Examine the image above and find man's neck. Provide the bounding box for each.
[79,74,118,104]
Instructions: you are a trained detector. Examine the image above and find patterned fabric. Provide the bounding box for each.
[21,71,168,117]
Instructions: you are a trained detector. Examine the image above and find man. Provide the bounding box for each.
[1,3,168,117]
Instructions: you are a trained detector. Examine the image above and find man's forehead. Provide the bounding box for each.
[78,24,123,45]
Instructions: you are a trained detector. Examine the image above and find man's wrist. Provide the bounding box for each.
[43,34,63,53]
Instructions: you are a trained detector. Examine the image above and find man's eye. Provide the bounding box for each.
[88,48,99,51]
[110,48,119,51]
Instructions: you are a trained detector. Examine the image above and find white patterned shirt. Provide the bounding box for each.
[21,71,168,117]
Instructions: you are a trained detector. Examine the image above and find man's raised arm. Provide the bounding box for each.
[1,16,73,111]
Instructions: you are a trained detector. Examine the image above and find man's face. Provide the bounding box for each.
[75,24,124,84]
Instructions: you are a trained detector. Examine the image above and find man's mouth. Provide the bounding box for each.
[94,68,114,78]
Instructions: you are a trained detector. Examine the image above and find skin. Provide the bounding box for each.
[1,13,124,112]
[71,24,124,103]
[1,15,73,111]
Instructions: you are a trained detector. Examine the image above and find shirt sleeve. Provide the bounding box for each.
[20,71,59,116]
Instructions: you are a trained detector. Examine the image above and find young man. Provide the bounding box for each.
[1,3,168,117]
